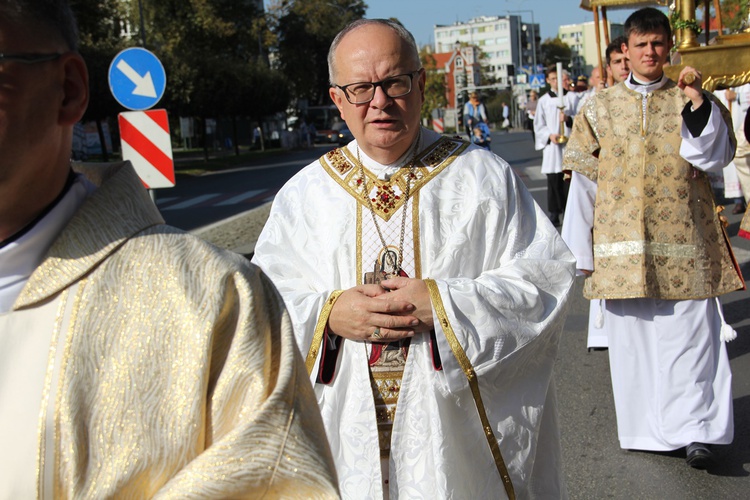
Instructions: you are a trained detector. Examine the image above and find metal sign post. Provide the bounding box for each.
[108,48,173,201]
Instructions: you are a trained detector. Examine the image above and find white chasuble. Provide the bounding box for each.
[254,128,577,499]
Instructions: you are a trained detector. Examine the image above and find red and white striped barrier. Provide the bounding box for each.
[433,117,444,134]
[119,109,174,188]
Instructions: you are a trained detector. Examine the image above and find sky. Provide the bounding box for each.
[363,0,666,47]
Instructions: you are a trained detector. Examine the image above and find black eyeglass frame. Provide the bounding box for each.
[0,53,63,64]
[335,69,423,104]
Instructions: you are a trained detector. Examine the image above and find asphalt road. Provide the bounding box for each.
[163,129,750,498]
[159,146,336,230]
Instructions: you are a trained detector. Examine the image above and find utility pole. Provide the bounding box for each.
[137,0,147,47]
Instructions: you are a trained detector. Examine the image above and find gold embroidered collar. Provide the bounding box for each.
[320,136,467,221]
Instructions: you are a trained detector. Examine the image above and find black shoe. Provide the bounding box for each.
[685,442,714,469]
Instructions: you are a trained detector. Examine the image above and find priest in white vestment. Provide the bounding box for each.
[563,8,743,470]
[534,68,582,226]
[253,19,576,499]
[0,3,338,497]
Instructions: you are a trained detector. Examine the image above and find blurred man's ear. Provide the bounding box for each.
[58,53,89,126]
[329,87,347,120]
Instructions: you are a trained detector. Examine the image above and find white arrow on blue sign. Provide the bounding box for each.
[108,47,166,111]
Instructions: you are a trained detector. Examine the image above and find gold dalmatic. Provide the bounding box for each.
[565,82,745,300]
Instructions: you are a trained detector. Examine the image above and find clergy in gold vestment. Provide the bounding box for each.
[562,7,743,469]
[0,2,338,497]
[741,210,750,239]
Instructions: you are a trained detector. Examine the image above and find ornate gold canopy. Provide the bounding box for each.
[664,0,750,90]
[580,0,750,91]
[579,0,668,9]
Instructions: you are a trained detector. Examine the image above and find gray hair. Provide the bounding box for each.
[0,0,79,51]
[327,18,419,86]
[545,67,571,79]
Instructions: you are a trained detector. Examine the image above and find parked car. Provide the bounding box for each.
[317,121,347,144]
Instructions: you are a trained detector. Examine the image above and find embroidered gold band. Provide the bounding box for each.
[320,136,468,222]
[37,288,70,498]
[594,240,698,259]
[425,279,515,500]
[306,290,344,375]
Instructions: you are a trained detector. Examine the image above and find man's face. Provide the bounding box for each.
[563,73,572,89]
[589,67,602,88]
[546,71,558,91]
[608,50,630,83]
[0,15,67,184]
[622,29,669,82]
[328,24,425,164]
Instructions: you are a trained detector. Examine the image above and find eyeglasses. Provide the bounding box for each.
[335,70,422,104]
[0,53,62,64]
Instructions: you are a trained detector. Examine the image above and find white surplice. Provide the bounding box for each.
[561,172,607,348]
[533,91,581,174]
[715,86,750,200]
[253,128,576,499]
[562,75,737,451]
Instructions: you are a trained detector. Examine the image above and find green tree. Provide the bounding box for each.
[138,0,291,156]
[271,0,367,105]
[71,0,129,160]
[720,0,749,32]
[541,37,572,71]
[419,47,447,124]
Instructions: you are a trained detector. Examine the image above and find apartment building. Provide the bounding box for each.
[434,15,541,88]
[558,20,624,77]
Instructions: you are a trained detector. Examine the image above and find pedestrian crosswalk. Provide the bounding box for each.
[156,189,276,211]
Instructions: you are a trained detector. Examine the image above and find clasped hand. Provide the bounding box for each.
[328,277,435,342]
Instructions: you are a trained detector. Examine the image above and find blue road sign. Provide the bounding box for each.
[529,73,546,89]
[108,48,166,111]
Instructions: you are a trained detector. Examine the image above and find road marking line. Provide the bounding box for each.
[162,194,220,210]
[215,189,265,206]
[155,196,179,205]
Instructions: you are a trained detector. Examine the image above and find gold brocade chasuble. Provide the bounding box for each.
[565,81,744,300]
[9,163,339,499]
